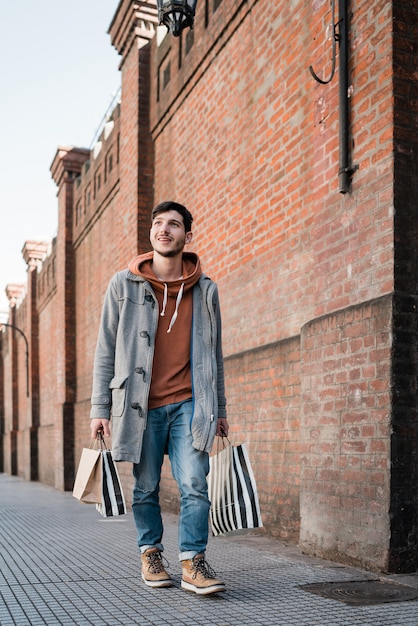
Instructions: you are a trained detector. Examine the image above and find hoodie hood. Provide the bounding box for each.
[128,251,202,332]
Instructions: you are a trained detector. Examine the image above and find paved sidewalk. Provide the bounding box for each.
[1,474,418,625]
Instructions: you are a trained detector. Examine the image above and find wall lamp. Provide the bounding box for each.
[1,323,29,397]
[156,0,197,37]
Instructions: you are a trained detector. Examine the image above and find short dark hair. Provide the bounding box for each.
[151,201,193,233]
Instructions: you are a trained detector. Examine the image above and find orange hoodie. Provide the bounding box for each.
[128,251,202,409]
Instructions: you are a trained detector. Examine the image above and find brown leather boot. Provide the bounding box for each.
[181,553,226,595]
[141,548,172,588]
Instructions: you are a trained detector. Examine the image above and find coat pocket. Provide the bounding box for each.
[109,376,128,417]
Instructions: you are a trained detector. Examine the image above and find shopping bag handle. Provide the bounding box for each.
[89,431,108,450]
[215,434,231,453]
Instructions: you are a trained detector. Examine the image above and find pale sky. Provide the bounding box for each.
[0,0,122,315]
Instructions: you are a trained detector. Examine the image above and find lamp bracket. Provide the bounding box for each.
[309,0,338,85]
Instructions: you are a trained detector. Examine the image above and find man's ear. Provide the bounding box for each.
[185,231,193,244]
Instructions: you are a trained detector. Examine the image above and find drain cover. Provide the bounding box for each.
[299,579,418,606]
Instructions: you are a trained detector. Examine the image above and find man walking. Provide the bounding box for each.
[90,201,228,595]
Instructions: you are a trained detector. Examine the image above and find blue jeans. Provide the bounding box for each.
[132,399,210,561]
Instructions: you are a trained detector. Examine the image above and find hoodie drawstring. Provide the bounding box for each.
[160,283,168,318]
[160,282,185,333]
[167,283,184,333]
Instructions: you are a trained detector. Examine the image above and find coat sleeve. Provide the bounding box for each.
[213,286,227,419]
[90,274,120,420]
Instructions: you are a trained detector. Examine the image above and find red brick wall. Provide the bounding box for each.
[150,0,397,569]
[151,0,394,349]
[299,297,392,571]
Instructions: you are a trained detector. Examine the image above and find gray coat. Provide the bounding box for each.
[90,269,227,463]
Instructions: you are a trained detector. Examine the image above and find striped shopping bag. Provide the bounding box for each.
[208,440,263,536]
[96,449,126,518]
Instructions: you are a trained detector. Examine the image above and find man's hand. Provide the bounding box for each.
[216,418,229,438]
[90,418,111,439]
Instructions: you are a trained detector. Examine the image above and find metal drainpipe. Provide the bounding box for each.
[338,0,350,194]
[309,0,358,192]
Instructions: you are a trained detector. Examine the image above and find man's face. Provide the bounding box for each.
[150,210,192,258]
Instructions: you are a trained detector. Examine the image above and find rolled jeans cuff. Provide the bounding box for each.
[140,543,164,554]
[179,550,204,562]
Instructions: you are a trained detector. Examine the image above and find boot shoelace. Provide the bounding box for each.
[191,556,217,580]
[146,551,169,574]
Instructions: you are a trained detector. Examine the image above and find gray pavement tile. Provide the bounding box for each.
[1,474,418,625]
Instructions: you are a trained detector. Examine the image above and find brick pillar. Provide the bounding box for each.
[384,0,418,573]
[50,147,89,490]
[3,285,26,475]
[22,241,49,481]
[109,0,158,256]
